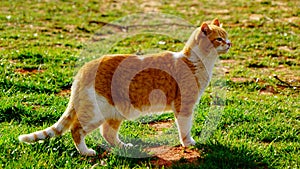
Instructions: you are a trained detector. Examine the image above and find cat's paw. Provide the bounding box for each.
[81,148,96,156]
[119,142,133,148]
[124,143,133,147]
[182,137,196,147]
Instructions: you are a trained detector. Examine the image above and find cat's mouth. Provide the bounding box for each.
[218,48,230,54]
[216,44,231,54]
[225,47,231,51]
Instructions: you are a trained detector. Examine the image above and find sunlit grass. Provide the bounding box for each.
[0,0,299,168]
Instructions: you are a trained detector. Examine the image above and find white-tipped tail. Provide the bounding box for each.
[18,124,62,143]
[18,105,75,143]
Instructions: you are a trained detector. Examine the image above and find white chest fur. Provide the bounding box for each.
[173,46,218,103]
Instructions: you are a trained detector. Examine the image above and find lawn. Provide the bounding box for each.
[0,0,299,168]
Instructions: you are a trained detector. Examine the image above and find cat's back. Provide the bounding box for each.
[93,52,178,106]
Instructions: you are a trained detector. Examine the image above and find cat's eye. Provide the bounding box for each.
[216,38,223,41]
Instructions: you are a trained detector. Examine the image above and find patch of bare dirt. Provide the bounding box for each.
[231,77,252,83]
[204,9,230,14]
[15,68,44,74]
[144,120,201,167]
[219,59,240,74]
[278,46,295,52]
[220,59,236,64]
[283,75,300,84]
[99,0,138,13]
[141,1,161,12]
[146,145,201,167]
[249,14,263,21]
[148,119,174,135]
[271,1,290,11]
[57,89,71,96]
[283,17,300,23]
[9,60,18,64]
[259,85,276,95]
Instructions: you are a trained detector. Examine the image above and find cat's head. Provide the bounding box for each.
[199,19,231,54]
[183,19,231,57]
[183,19,232,56]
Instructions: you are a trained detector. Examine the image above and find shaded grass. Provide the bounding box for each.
[0,0,299,168]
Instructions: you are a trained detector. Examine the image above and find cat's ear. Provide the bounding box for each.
[211,18,220,27]
[200,23,211,35]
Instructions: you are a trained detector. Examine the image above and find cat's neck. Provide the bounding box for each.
[176,46,218,80]
[188,46,218,77]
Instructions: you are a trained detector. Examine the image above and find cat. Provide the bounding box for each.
[18,18,231,156]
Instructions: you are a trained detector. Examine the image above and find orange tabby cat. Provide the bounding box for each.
[19,19,231,156]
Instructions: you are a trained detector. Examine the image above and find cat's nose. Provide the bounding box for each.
[226,41,232,47]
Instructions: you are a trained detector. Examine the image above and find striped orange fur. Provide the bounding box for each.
[18,19,231,156]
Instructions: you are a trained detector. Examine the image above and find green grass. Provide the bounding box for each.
[0,0,299,168]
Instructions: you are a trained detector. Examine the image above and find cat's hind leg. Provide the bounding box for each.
[71,118,103,156]
[100,119,132,147]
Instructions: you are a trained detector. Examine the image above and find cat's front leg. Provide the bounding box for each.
[175,114,196,146]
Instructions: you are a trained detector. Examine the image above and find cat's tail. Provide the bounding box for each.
[18,103,76,143]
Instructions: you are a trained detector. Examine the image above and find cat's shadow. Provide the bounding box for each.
[88,141,269,169]
[24,136,269,168]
